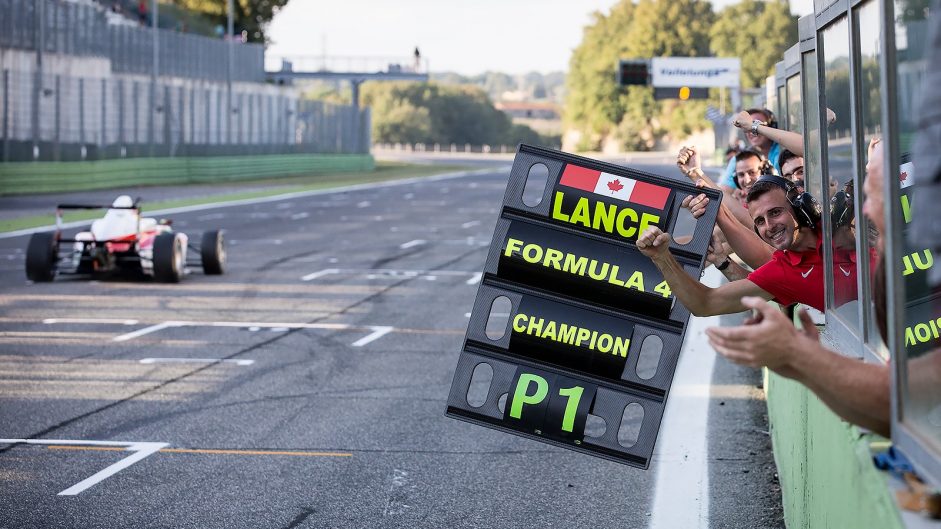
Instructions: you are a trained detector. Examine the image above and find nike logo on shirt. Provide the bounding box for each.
[801,266,814,278]
[839,266,852,277]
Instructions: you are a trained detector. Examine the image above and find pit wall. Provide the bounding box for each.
[0,153,375,195]
[765,369,904,528]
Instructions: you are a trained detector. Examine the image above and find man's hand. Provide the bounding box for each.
[676,146,701,181]
[682,192,710,219]
[705,296,819,376]
[636,226,672,261]
[731,110,752,130]
[705,228,731,267]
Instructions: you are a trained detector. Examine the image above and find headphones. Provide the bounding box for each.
[733,149,774,189]
[830,180,855,229]
[751,174,822,236]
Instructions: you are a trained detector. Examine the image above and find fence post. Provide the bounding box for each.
[163,83,170,155]
[100,77,106,156]
[78,77,85,159]
[53,74,60,161]
[189,85,194,151]
[133,80,139,148]
[2,69,8,162]
[119,79,126,155]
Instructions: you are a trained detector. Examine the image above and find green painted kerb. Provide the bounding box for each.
[0,154,375,196]
[765,369,904,529]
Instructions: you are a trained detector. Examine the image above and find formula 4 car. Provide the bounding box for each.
[25,195,225,283]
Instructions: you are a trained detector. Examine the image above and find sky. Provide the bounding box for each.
[266,0,813,76]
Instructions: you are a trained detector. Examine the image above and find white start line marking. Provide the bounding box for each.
[0,438,167,496]
[47,319,395,347]
[301,268,479,284]
[139,358,255,366]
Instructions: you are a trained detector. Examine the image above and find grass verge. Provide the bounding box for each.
[1,162,472,233]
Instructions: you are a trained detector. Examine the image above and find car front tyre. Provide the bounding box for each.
[153,232,184,283]
[200,230,225,275]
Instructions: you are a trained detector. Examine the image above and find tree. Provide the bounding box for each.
[358,82,552,147]
[171,0,290,43]
[709,0,798,88]
[564,0,715,150]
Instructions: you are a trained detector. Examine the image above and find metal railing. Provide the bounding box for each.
[0,69,371,161]
[0,0,264,83]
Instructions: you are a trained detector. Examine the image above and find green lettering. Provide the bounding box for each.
[570,197,591,227]
[558,386,585,433]
[624,270,645,292]
[558,323,576,345]
[587,260,609,280]
[592,201,616,233]
[543,248,564,270]
[522,243,543,264]
[613,338,630,358]
[563,253,588,276]
[551,191,570,222]
[510,374,549,420]
[541,320,557,341]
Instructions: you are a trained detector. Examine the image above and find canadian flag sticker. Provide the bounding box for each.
[559,164,670,210]
[900,161,914,189]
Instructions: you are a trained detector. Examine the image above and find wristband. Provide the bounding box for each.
[715,257,731,271]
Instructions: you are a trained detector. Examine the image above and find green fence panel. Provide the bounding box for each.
[0,154,375,195]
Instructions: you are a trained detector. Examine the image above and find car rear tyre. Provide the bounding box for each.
[200,230,225,275]
[153,232,184,283]
[25,232,59,282]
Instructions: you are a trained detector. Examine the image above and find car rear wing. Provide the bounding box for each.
[55,197,142,232]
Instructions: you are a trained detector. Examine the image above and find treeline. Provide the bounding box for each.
[360,82,559,148]
[432,71,567,104]
[565,0,797,151]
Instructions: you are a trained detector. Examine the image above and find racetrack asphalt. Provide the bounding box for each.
[0,157,782,528]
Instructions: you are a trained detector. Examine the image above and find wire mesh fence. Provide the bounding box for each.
[0,69,371,161]
[0,0,264,83]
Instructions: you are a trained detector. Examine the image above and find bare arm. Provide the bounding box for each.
[707,297,890,436]
[637,227,772,316]
[732,110,805,157]
[684,192,774,269]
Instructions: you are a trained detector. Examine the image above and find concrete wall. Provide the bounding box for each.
[765,369,904,528]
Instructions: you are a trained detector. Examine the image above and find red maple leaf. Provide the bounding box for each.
[900,171,908,183]
[607,179,624,193]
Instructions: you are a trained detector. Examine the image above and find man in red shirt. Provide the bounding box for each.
[637,175,856,315]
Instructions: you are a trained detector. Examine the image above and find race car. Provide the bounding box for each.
[25,195,226,283]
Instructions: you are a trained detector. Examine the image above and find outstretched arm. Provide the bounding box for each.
[637,227,772,316]
[707,297,890,436]
[682,193,774,269]
[732,110,805,157]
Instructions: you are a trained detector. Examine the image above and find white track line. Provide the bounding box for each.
[53,318,395,347]
[301,268,340,281]
[0,438,168,496]
[465,272,483,285]
[113,322,179,342]
[351,326,393,347]
[45,318,139,325]
[399,239,426,249]
[140,358,254,366]
[648,268,720,528]
[0,167,509,240]
[461,220,481,229]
